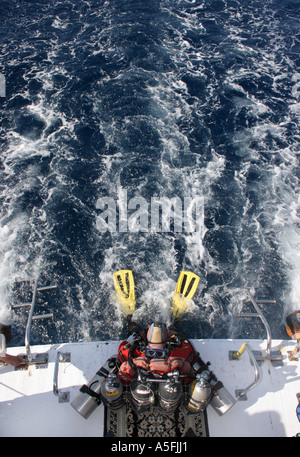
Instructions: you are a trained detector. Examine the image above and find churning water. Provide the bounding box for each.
[0,0,299,346]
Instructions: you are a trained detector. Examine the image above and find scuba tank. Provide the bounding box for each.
[70,355,118,419]
[100,373,124,410]
[189,354,236,415]
[158,371,183,414]
[184,371,212,415]
[129,372,155,414]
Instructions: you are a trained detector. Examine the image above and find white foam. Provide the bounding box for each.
[1,0,299,342]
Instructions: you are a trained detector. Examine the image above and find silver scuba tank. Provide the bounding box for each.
[158,371,183,414]
[190,355,236,415]
[184,371,212,415]
[100,373,124,410]
[70,355,117,419]
[130,376,155,414]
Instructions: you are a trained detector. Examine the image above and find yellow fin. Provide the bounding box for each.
[172,271,200,319]
[113,270,136,316]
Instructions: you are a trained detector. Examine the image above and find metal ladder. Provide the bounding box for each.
[235,291,283,364]
[225,290,283,402]
[239,291,283,362]
[11,279,57,365]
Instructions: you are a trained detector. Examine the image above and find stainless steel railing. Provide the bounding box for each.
[234,342,261,401]
[12,279,56,363]
[53,351,71,402]
[237,290,282,363]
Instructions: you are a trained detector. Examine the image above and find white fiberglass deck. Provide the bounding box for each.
[0,338,299,437]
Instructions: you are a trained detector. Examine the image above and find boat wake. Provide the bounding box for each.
[0,0,299,345]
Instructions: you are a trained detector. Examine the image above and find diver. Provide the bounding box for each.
[116,318,217,415]
[71,270,234,420]
[286,310,300,360]
[117,319,209,384]
[113,270,223,415]
[117,320,197,383]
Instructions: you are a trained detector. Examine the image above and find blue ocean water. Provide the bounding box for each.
[0,0,299,346]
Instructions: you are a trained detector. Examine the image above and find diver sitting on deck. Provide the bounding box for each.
[117,320,200,384]
[71,270,235,421]
[116,318,219,416]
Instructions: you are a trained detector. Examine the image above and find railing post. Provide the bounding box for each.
[25,281,38,362]
[53,351,71,403]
